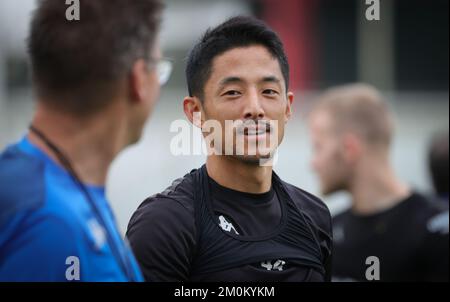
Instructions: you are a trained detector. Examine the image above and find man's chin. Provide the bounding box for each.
[321,184,345,196]
[127,130,144,147]
[228,156,261,166]
[233,151,275,165]
[321,189,333,196]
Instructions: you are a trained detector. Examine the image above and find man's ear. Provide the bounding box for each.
[343,133,362,163]
[128,59,148,104]
[183,96,204,128]
[284,91,294,123]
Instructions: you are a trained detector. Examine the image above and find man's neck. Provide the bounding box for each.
[28,104,127,186]
[206,155,273,194]
[349,158,410,215]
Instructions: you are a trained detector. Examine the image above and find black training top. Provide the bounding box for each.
[332,192,449,281]
[127,165,332,282]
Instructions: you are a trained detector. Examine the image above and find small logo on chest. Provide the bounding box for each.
[261,259,286,271]
[218,215,240,235]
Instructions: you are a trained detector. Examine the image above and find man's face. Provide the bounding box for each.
[309,111,352,195]
[200,45,293,164]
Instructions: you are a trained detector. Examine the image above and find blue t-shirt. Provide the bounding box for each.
[0,136,143,282]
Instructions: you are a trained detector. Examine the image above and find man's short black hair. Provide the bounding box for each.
[186,16,290,100]
[429,131,449,195]
[28,0,163,115]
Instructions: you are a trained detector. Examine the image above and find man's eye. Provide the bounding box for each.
[263,89,279,95]
[223,90,241,96]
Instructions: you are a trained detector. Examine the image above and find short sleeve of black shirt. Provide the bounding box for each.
[126,177,197,282]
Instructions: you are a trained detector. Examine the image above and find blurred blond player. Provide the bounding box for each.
[308,84,449,281]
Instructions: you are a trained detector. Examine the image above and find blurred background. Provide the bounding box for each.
[0,0,448,235]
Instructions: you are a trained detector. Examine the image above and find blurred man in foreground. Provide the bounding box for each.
[308,84,449,281]
[0,0,167,281]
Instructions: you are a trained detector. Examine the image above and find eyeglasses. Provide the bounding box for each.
[148,58,173,86]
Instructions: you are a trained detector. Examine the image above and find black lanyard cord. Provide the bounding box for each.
[29,125,135,281]
[30,126,93,205]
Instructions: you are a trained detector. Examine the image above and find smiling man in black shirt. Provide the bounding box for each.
[126,16,332,282]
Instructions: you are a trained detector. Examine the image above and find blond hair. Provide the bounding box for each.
[312,83,394,148]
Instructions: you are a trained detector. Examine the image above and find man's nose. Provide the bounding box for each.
[243,89,265,120]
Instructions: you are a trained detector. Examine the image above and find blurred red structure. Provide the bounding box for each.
[261,0,319,91]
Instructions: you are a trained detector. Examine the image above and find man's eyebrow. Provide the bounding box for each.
[218,76,244,87]
[217,76,281,92]
[261,76,281,84]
